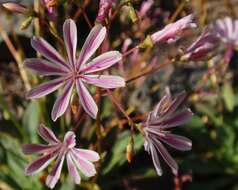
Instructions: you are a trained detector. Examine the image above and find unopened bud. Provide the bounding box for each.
[128,5,138,23]
[70,92,78,115]
[126,138,134,163]
[2,2,28,14]
[20,16,33,30]
[139,35,154,49]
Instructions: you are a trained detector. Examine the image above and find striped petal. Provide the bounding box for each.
[83,75,125,89]
[51,80,74,121]
[26,77,66,99]
[63,19,77,67]
[73,148,100,162]
[76,79,98,119]
[38,124,59,144]
[80,51,122,73]
[152,137,178,175]
[24,58,68,76]
[25,153,57,175]
[31,37,70,70]
[71,150,97,177]
[22,144,59,155]
[66,153,81,184]
[147,139,162,176]
[77,24,106,69]
[46,151,66,189]
[160,133,192,151]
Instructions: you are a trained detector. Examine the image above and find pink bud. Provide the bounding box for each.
[151,14,197,44]
[2,2,27,14]
[96,0,115,23]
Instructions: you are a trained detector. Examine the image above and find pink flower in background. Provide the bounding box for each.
[151,14,197,44]
[25,19,125,121]
[142,88,192,176]
[96,0,116,23]
[138,0,154,18]
[22,124,99,189]
[214,17,238,46]
[214,17,238,63]
[41,0,56,14]
[182,28,218,61]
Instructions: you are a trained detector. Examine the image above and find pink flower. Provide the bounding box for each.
[41,0,56,14]
[22,124,99,189]
[213,17,238,63]
[214,17,238,46]
[96,0,116,23]
[151,14,197,44]
[142,88,192,176]
[182,28,218,61]
[138,0,154,18]
[25,19,125,121]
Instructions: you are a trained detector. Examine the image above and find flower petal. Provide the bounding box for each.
[162,92,187,117]
[80,51,122,73]
[160,133,192,151]
[157,109,193,129]
[26,77,66,99]
[76,79,98,119]
[77,24,106,69]
[51,80,74,121]
[153,91,171,117]
[24,58,68,76]
[146,139,162,176]
[31,37,70,70]
[46,151,66,189]
[38,124,59,144]
[73,148,100,162]
[22,144,59,155]
[25,153,57,175]
[83,75,125,89]
[63,131,76,148]
[71,150,97,177]
[66,153,81,184]
[152,137,178,175]
[63,19,77,67]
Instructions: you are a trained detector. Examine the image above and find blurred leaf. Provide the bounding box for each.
[0,133,42,190]
[222,83,235,112]
[22,101,40,143]
[102,131,144,174]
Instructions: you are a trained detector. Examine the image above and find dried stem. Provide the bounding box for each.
[0,23,31,91]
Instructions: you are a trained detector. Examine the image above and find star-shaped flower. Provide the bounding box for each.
[142,88,192,176]
[214,16,238,46]
[22,124,100,189]
[25,19,125,121]
[213,17,238,63]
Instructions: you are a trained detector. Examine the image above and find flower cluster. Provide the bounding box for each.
[23,124,99,189]
[142,88,193,175]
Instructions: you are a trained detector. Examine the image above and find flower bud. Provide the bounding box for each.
[126,138,134,163]
[151,14,197,45]
[20,16,33,30]
[2,2,27,14]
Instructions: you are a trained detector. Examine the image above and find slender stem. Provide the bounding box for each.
[168,1,187,23]
[82,9,93,29]
[0,23,31,91]
[126,58,175,83]
[122,45,139,57]
[106,89,133,126]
